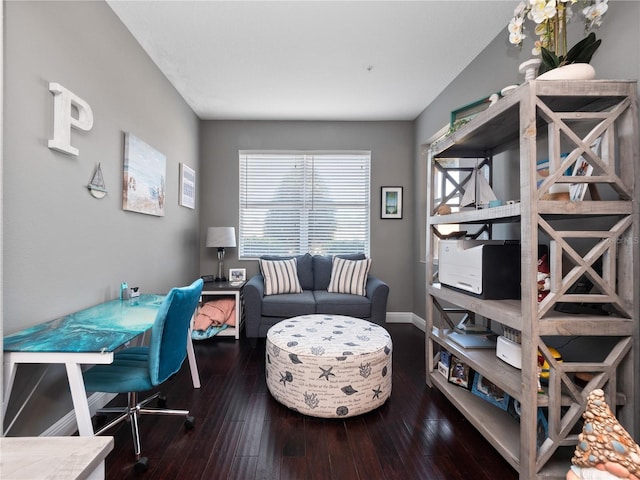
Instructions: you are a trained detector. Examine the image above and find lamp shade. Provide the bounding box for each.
[206,227,236,248]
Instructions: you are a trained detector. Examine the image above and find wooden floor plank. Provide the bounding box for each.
[101,323,518,479]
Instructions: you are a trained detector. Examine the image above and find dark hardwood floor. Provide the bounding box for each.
[103,323,518,479]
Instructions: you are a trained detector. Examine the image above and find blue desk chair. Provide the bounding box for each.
[83,279,204,473]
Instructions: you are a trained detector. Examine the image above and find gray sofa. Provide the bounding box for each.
[243,253,389,338]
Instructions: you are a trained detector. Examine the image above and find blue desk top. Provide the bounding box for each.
[3,294,165,353]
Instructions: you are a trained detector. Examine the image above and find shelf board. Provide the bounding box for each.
[539,315,634,336]
[431,328,522,399]
[430,373,521,469]
[430,80,636,158]
[428,284,522,330]
[429,201,631,226]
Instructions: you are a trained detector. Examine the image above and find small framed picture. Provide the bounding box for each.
[570,136,601,202]
[471,373,510,410]
[179,163,196,209]
[450,95,495,130]
[448,356,472,389]
[536,408,549,450]
[229,268,246,284]
[381,186,403,219]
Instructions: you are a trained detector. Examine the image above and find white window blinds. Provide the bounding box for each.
[239,151,370,259]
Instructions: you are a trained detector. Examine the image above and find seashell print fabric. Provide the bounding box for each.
[265,314,392,418]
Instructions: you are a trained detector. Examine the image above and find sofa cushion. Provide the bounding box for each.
[259,258,302,295]
[261,291,316,318]
[328,257,372,296]
[261,253,313,290]
[313,253,365,290]
[314,291,372,318]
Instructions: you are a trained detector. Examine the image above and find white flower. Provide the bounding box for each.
[514,1,528,17]
[510,30,527,45]
[506,0,608,57]
[509,16,524,33]
[529,0,557,24]
[583,0,608,30]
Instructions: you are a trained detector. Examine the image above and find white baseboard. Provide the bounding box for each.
[386,312,426,332]
[40,392,116,437]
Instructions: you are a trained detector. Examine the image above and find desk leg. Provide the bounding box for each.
[65,363,94,436]
[186,331,201,389]
[2,358,18,421]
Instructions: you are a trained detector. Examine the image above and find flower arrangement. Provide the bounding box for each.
[508,0,609,73]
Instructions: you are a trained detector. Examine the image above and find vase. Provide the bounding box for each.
[537,63,596,81]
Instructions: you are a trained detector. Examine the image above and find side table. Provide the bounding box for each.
[199,281,244,339]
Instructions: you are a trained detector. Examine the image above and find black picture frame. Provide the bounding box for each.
[381,186,403,219]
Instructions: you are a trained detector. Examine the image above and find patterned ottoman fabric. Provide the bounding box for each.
[265,314,392,418]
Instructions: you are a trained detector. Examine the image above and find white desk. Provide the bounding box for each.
[3,294,200,436]
[0,436,113,479]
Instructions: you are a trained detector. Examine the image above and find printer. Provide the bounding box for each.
[438,239,521,299]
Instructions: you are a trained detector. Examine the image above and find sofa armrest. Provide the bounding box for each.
[243,275,265,337]
[366,275,390,326]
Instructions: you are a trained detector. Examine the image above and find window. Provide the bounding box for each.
[239,151,370,259]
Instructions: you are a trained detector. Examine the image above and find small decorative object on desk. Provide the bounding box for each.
[507,0,609,78]
[229,268,246,285]
[567,389,640,480]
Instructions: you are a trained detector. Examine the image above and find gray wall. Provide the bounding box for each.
[199,121,414,314]
[412,1,640,319]
[3,1,200,435]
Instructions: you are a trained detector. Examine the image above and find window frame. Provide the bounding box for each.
[238,150,371,260]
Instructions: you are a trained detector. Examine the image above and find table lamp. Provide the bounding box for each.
[206,227,236,282]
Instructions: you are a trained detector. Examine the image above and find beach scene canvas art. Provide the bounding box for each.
[123,133,166,216]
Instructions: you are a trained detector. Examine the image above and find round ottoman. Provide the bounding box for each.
[265,314,392,418]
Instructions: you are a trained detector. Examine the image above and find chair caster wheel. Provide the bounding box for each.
[134,457,149,473]
[157,395,167,408]
[184,416,195,430]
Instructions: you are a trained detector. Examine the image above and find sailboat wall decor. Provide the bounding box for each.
[87,163,107,199]
[460,169,497,208]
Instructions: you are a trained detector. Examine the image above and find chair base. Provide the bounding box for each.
[94,391,194,471]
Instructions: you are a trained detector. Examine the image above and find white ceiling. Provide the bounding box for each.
[106,1,514,121]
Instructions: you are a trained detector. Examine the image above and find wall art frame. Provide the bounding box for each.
[381,186,403,219]
[123,133,166,217]
[179,163,196,209]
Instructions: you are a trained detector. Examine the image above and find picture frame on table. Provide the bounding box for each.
[229,268,246,285]
[471,373,510,410]
[381,186,403,219]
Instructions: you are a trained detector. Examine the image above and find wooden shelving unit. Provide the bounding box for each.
[425,80,639,479]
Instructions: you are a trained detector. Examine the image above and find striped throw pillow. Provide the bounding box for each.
[327,257,372,296]
[259,258,302,295]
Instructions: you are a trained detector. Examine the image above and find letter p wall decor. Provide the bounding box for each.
[48,82,94,156]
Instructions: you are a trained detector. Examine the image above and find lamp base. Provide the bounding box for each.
[216,248,226,283]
